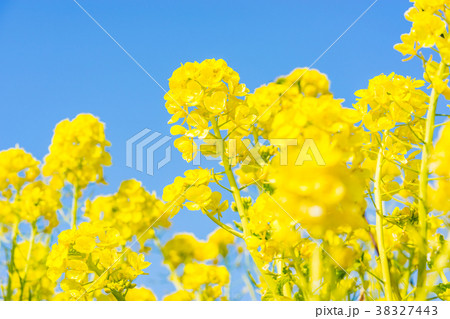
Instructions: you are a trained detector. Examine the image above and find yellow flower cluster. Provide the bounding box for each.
[234,144,276,187]
[162,168,228,217]
[353,74,431,200]
[161,229,234,301]
[165,59,255,162]
[180,263,230,300]
[247,162,368,260]
[46,222,150,300]
[354,73,429,132]
[161,61,377,300]
[0,114,172,301]
[161,233,219,270]
[16,181,61,231]
[157,49,450,301]
[247,68,331,138]
[0,148,39,193]
[424,57,450,99]
[208,227,236,257]
[246,193,300,262]
[268,163,367,236]
[0,148,61,230]
[162,228,234,270]
[395,1,449,62]
[85,179,170,252]
[244,68,369,237]
[43,114,111,190]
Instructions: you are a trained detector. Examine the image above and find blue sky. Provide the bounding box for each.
[0,0,430,299]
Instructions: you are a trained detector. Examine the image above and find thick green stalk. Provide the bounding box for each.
[416,61,446,299]
[212,119,281,300]
[374,131,393,301]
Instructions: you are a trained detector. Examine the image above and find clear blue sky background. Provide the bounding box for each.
[0,0,430,299]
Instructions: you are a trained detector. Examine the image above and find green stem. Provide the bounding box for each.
[171,273,184,291]
[202,209,244,238]
[19,223,37,301]
[401,248,414,299]
[87,258,125,301]
[110,289,126,301]
[212,118,281,300]
[416,61,446,300]
[243,274,257,301]
[274,254,292,297]
[290,248,310,301]
[374,131,393,301]
[311,244,322,300]
[71,184,79,229]
[5,222,19,301]
[439,271,448,284]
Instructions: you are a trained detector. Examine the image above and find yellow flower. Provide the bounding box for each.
[86,179,169,251]
[404,7,446,48]
[163,290,194,301]
[247,68,331,138]
[196,59,227,87]
[60,279,86,300]
[184,185,212,211]
[161,231,228,272]
[412,0,446,12]
[47,222,149,300]
[193,242,219,262]
[125,287,157,301]
[161,233,203,269]
[73,236,96,254]
[423,57,450,98]
[431,121,450,211]
[0,147,39,192]
[204,191,228,217]
[177,263,230,300]
[181,262,229,292]
[165,59,252,163]
[16,181,61,231]
[162,168,226,216]
[354,73,428,133]
[394,33,420,60]
[65,260,89,281]
[127,251,151,275]
[208,227,235,257]
[395,1,448,60]
[204,91,227,114]
[263,156,368,237]
[174,136,197,162]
